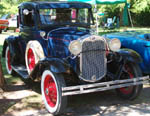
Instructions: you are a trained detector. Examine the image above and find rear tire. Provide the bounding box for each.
[116,62,143,100]
[5,46,13,74]
[41,70,67,115]
[5,46,16,76]
[25,41,45,74]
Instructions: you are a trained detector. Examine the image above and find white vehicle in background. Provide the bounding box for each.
[8,15,17,31]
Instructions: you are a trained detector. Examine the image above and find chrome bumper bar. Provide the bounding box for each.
[62,76,149,96]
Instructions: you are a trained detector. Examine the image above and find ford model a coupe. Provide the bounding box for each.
[2,1,149,115]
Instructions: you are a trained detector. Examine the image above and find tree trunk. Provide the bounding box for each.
[0,55,6,90]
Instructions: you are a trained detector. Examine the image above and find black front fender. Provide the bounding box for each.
[30,57,73,80]
[118,48,142,63]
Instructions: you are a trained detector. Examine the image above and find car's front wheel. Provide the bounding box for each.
[41,70,67,115]
[116,62,143,100]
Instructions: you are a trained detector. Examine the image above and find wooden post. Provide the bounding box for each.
[0,55,6,90]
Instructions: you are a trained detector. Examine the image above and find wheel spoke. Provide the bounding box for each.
[7,50,12,70]
[119,64,134,94]
[27,48,35,71]
[44,75,57,108]
[6,47,12,73]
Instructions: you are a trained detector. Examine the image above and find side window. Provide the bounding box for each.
[78,9,88,23]
[23,9,34,27]
[39,9,56,24]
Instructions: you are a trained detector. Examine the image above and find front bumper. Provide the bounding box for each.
[62,76,149,96]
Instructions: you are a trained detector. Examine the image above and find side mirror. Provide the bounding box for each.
[23,9,29,15]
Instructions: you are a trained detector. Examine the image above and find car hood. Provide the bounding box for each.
[47,27,90,41]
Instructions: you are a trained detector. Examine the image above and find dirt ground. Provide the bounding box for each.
[0,82,150,116]
[0,31,150,116]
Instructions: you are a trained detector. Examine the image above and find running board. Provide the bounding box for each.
[62,76,149,96]
[12,65,29,79]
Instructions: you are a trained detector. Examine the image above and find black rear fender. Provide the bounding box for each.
[2,40,8,57]
[2,36,19,57]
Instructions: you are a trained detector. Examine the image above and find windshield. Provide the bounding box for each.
[39,8,94,27]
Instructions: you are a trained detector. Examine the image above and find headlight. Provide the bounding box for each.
[40,31,46,38]
[108,38,121,51]
[69,40,82,55]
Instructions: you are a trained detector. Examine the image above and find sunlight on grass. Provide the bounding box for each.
[5,74,22,84]
[98,27,150,35]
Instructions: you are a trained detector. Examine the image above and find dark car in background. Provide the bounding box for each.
[2,1,149,115]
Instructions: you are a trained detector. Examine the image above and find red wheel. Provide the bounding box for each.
[116,62,143,100]
[5,46,12,74]
[119,65,134,94]
[25,41,45,74]
[41,70,67,115]
[27,48,36,72]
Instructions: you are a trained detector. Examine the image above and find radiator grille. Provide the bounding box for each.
[80,36,107,82]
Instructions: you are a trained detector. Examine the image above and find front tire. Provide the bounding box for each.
[41,70,67,115]
[116,62,143,100]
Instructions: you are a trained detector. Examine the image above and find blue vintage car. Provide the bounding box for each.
[2,1,149,115]
[104,31,150,74]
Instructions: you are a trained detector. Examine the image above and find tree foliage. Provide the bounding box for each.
[97,0,150,26]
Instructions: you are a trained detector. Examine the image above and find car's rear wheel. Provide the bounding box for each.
[116,62,143,100]
[25,41,45,74]
[5,46,12,74]
[41,70,67,115]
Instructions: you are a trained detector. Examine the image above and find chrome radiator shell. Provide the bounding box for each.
[80,35,107,82]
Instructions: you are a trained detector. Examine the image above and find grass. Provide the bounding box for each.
[98,26,150,35]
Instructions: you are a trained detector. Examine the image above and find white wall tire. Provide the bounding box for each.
[5,46,12,74]
[25,41,45,74]
[41,70,67,115]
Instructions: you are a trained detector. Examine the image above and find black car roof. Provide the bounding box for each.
[19,1,92,9]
